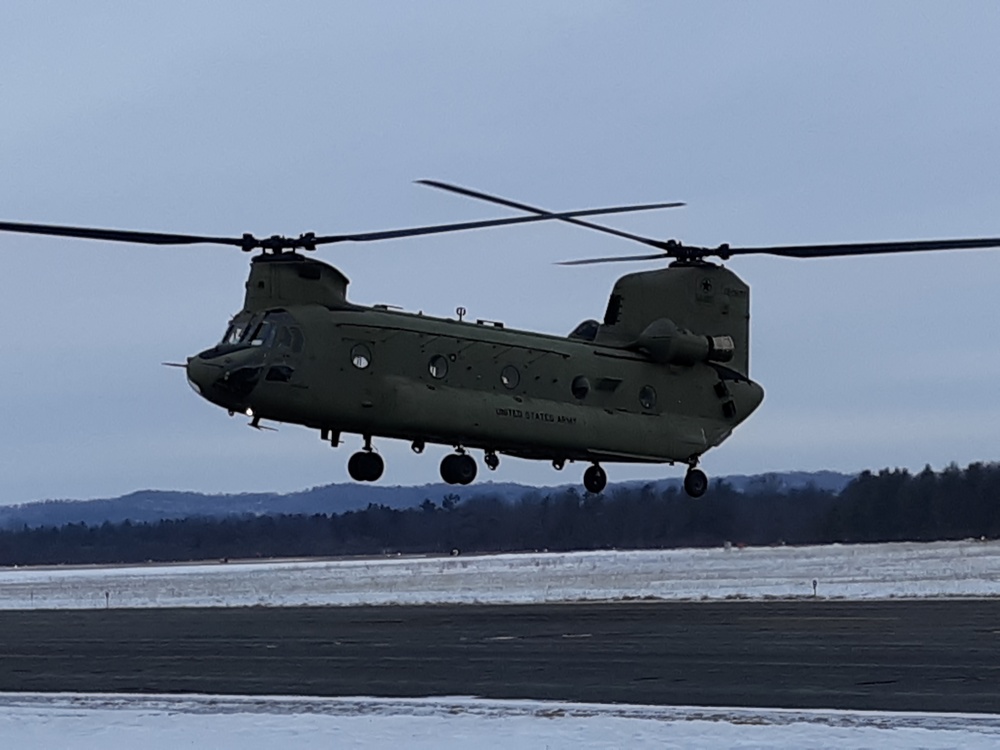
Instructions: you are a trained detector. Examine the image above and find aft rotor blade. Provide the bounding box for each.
[310,200,686,245]
[557,252,672,266]
[416,180,1000,263]
[417,179,682,248]
[557,236,1000,264]
[0,220,248,248]
[725,237,1000,259]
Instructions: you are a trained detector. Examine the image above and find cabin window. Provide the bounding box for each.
[639,385,657,409]
[351,344,372,369]
[501,365,520,389]
[571,375,590,400]
[428,355,448,379]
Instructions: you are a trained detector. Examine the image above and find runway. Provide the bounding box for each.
[0,600,997,713]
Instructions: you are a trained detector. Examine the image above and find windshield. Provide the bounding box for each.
[219,312,303,352]
[247,319,275,347]
[220,313,259,346]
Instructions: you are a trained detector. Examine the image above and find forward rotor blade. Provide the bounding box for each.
[0,201,684,252]
[0,220,248,248]
[725,237,1000,259]
[417,179,682,248]
[310,200,685,245]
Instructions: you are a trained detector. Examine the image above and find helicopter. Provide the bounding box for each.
[3,182,1000,498]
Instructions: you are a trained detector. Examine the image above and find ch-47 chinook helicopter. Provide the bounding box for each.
[3,182,1000,498]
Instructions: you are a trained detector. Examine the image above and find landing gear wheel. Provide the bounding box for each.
[684,468,708,498]
[583,464,607,494]
[348,451,384,482]
[348,452,366,481]
[441,453,477,485]
[484,451,499,471]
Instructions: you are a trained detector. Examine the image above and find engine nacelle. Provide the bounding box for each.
[634,318,734,366]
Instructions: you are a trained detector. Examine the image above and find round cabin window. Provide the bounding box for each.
[571,375,590,400]
[429,354,449,379]
[639,385,657,409]
[351,344,371,369]
[501,365,520,389]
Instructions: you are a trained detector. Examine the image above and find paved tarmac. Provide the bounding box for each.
[0,600,997,712]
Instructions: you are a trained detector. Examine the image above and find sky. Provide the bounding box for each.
[1,2,999,505]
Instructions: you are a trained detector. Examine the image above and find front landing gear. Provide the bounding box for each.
[441,452,477,485]
[348,435,384,482]
[583,463,607,494]
[348,451,384,482]
[683,467,708,498]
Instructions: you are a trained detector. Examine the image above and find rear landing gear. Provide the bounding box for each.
[684,467,708,498]
[441,452,477,485]
[583,463,607,494]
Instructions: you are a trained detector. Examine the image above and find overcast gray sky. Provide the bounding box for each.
[1,2,999,505]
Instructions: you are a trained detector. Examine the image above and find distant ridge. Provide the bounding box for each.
[0,471,855,530]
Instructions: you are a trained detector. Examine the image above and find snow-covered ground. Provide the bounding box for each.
[4,541,998,747]
[0,539,997,609]
[2,693,999,750]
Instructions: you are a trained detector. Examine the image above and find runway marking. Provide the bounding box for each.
[856,679,899,686]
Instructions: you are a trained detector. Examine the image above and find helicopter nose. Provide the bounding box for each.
[185,356,217,397]
[186,353,264,410]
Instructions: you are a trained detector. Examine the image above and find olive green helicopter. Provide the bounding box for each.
[3,182,999,497]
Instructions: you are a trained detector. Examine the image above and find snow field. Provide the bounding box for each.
[2,694,999,750]
[0,538,997,610]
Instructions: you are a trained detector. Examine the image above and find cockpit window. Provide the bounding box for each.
[221,325,240,345]
[249,320,275,347]
[273,326,305,353]
[219,312,302,351]
[276,326,293,349]
[220,314,256,346]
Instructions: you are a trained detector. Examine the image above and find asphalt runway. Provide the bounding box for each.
[0,600,997,713]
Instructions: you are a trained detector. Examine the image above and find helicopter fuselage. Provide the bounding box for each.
[185,253,764,493]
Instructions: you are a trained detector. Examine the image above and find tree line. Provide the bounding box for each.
[1,462,998,566]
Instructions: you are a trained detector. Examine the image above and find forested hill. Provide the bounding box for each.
[0,463,997,567]
[0,470,852,529]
